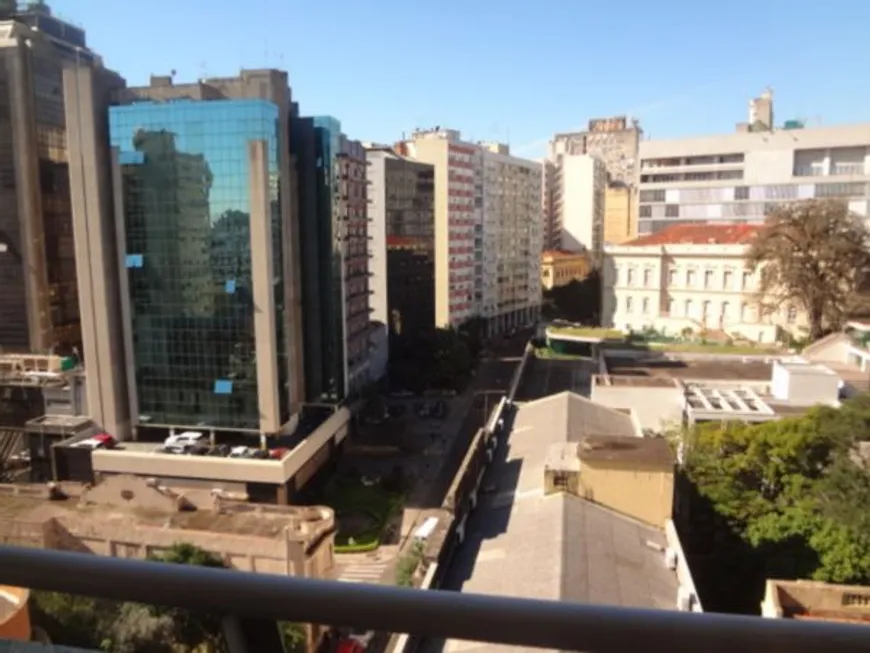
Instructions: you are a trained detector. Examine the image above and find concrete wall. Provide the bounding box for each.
[0,585,31,642]
[578,461,674,528]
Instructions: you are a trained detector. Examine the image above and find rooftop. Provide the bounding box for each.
[621,223,759,247]
[541,249,588,260]
[579,434,673,468]
[436,392,677,652]
[604,355,775,382]
[764,579,870,624]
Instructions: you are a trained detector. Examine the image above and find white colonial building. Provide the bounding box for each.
[601,224,808,343]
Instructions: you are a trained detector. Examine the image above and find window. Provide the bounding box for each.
[741,302,749,321]
[639,205,652,218]
[723,269,733,288]
[626,297,634,313]
[687,269,696,287]
[685,299,693,316]
[787,306,797,324]
[668,298,676,315]
[665,204,680,218]
[668,267,677,286]
[703,300,711,319]
[643,268,652,287]
[642,297,650,314]
[734,186,749,200]
[721,301,730,320]
[742,270,752,289]
[551,471,570,491]
[704,269,714,289]
[639,189,666,203]
[627,268,635,286]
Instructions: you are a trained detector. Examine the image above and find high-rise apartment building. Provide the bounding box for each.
[65,68,304,439]
[365,147,436,338]
[637,93,870,235]
[541,159,559,250]
[545,116,641,258]
[549,116,642,186]
[291,114,371,401]
[558,154,606,260]
[400,129,478,329]
[0,11,106,354]
[400,129,541,334]
[479,142,542,332]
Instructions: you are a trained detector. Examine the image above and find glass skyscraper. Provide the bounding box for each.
[110,99,288,430]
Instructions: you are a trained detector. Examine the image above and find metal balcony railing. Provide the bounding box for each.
[2,546,870,653]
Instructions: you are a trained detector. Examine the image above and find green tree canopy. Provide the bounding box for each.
[748,199,870,340]
[685,396,870,585]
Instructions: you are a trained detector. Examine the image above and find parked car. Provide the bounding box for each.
[73,433,117,450]
[208,444,231,457]
[163,431,206,454]
[269,447,289,460]
[228,446,251,458]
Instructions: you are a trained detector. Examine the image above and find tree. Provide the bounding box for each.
[683,396,870,593]
[748,199,870,341]
[542,271,601,323]
[147,543,228,652]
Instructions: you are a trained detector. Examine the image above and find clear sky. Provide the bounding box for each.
[51,0,870,159]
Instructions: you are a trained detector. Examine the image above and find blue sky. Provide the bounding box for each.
[52,0,870,159]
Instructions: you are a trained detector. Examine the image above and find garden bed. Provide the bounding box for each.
[316,477,404,553]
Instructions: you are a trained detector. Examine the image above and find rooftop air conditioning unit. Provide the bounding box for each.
[677,586,694,612]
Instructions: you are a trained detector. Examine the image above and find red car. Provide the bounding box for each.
[73,433,117,450]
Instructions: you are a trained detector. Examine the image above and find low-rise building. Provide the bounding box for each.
[540,249,590,290]
[0,475,336,579]
[602,223,808,343]
[592,354,842,434]
[434,390,701,652]
[762,578,870,623]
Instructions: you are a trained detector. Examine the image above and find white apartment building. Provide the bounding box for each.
[480,142,542,333]
[402,129,541,334]
[637,95,870,235]
[602,224,808,343]
[558,154,606,259]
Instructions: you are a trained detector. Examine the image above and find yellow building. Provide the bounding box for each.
[541,249,590,290]
[604,185,636,245]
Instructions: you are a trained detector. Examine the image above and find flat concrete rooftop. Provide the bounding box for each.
[604,356,774,382]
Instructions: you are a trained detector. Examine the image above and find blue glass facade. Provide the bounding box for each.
[110,99,287,429]
[292,114,346,401]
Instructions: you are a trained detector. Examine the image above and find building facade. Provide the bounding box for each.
[541,250,590,290]
[400,129,477,328]
[637,102,870,235]
[479,142,542,333]
[65,68,305,439]
[336,138,371,394]
[292,115,371,401]
[365,147,436,338]
[0,16,104,354]
[604,185,636,245]
[401,129,541,334]
[602,224,808,343]
[558,154,606,260]
[549,116,642,187]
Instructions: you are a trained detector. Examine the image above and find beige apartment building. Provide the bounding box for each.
[637,90,870,235]
[602,223,808,343]
[401,129,541,334]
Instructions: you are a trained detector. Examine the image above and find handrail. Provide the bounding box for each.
[2,546,870,652]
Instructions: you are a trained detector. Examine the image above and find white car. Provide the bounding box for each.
[162,431,205,453]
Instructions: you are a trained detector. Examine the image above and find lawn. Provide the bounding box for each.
[647,341,784,355]
[318,477,404,553]
[547,326,624,339]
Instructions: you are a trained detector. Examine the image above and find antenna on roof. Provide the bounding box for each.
[198,61,208,80]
